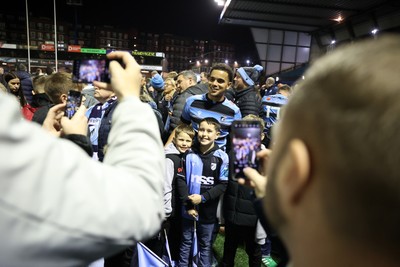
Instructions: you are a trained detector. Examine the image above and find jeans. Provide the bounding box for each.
[261,236,272,256]
[179,218,215,267]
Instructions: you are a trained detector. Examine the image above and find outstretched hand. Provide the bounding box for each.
[93,51,142,100]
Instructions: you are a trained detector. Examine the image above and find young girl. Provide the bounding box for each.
[4,72,37,120]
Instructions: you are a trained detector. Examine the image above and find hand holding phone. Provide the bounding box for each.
[65,90,82,119]
[103,51,142,99]
[72,59,111,83]
[231,120,262,181]
[72,58,125,83]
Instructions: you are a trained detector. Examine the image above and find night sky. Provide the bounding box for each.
[7,0,258,62]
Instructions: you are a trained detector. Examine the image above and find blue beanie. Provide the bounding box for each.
[237,64,263,86]
[150,74,164,90]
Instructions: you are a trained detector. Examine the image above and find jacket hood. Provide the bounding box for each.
[15,70,31,80]
[164,142,181,155]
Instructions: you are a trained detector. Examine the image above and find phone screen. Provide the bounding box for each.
[72,59,111,83]
[231,120,262,180]
[65,90,82,119]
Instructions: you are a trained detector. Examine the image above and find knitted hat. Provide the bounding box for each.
[236,64,263,86]
[150,74,164,90]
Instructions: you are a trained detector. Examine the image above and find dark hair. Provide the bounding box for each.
[210,63,234,82]
[199,117,221,132]
[46,66,55,75]
[4,72,27,106]
[4,72,17,84]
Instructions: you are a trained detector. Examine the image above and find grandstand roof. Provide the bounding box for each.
[219,0,400,34]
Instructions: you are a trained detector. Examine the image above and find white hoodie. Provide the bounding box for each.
[0,93,165,267]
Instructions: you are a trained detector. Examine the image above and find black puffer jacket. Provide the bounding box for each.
[232,85,263,118]
[223,176,258,227]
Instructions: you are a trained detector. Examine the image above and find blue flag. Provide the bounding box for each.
[137,242,169,267]
[191,222,199,267]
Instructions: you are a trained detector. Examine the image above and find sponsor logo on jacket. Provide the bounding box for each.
[191,174,215,185]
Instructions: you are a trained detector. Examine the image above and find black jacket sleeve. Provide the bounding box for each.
[176,171,194,210]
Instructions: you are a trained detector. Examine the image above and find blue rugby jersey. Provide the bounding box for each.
[261,93,288,129]
[179,144,229,223]
[181,94,242,149]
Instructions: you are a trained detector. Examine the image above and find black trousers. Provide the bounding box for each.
[221,221,261,267]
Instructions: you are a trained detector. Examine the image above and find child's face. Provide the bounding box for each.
[174,132,193,153]
[197,121,220,146]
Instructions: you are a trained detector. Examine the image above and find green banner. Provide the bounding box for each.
[81,48,106,54]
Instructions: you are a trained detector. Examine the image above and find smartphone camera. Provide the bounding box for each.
[231,120,262,181]
[65,90,82,119]
[72,59,111,83]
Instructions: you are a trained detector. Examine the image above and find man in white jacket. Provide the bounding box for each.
[0,51,165,267]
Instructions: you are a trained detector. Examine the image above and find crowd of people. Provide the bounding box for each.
[1,34,400,267]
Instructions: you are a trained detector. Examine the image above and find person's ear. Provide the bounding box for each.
[215,129,220,137]
[60,93,68,104]
[278,139,310,207]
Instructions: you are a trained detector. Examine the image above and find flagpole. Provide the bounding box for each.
[192,220,198,267]
[25,0,31,73]
[163,229,173,266]
[53,0,58,72]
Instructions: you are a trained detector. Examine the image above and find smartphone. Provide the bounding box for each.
[65,90,82,119]
[231,120,262,181]
[72,59,111,83]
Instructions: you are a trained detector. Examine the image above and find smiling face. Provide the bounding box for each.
[234,72,246,90]
[197,120,220,151]
[207,69,231,102]
[174,131,193,153]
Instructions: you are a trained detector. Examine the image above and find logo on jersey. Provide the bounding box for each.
[211,163,217,170]
[191,174,215,185]
[221,167,229,179]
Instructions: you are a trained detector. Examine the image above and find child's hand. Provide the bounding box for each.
[187,209,198,218]
[188,194,202,205]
